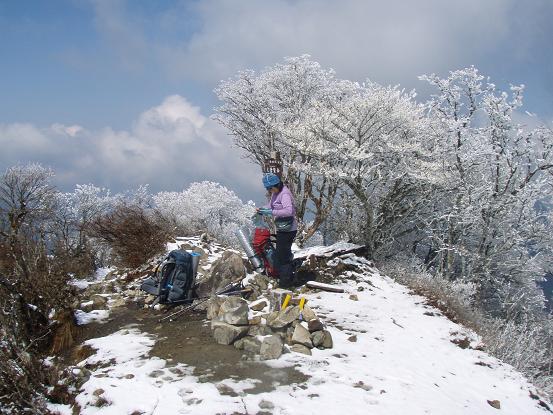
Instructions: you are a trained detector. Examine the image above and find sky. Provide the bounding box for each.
[1,0,553,203]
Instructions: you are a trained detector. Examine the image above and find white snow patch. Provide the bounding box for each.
[74,309,110,325]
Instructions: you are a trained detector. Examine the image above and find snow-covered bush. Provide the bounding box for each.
[381,255,480,328]
[154,181,255,247]
[482,316,553,398]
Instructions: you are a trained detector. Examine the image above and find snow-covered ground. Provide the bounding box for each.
[50,241,548,415]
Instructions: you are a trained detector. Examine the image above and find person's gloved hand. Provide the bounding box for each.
[256,207,273,216]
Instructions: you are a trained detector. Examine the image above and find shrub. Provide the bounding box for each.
[90,204,171,268]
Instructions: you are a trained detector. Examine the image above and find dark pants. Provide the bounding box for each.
[276,230,297,287]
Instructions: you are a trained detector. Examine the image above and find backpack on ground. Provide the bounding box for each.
[140,249,199,305]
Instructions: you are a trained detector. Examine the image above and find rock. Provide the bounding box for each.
[195,251,246,297]
[292,323,313,348]
[80,301,94,312]
[267,306,300,329]
[268,289,293,311]
[211,320,249,345]
[248,316,262,325]
[321,330,333,349]
[487,400,501,409]
[301,305,317,322]
[250,299,268,312]
[233,338,245,350]
[179,243,194,251]
[219,297,249,326]
[91,295,108,309]
[290,344,312,355]
[259,335,283,360]
[248,325,273,337]
[242,337,262,354]
[259,400,275,410]
[348,335,357,342]
[110,297,127,308]
[311,331,325,347]
[307,319,325,332]
[206,296,225,320]
[349,294,359,301]
[92,388,104,397]
[199,233,210,243]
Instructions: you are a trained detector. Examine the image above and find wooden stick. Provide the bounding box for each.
[306,281,344,293]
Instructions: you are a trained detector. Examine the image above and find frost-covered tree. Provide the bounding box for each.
[214,55,338,244]
[420,67,553,318]
[154,181,254,245]
[0,163,56,280]
[286,79,438,255]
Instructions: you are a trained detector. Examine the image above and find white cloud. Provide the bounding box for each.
[89,0,520,86]
[0,95,261,200]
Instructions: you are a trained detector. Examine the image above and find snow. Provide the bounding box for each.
[294,241,363,258]
[74,309,110,325]
[52,240,547,415]
[69,267,114,290]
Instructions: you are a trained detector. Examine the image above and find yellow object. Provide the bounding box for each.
[281,294,291,309]
[299,297,306,310]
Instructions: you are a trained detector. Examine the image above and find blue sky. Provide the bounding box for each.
[1,0,552,203]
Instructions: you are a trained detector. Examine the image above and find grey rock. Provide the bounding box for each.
[268,289,293,311]
[292,324,313,348]
[248,324,273,337]
[110,297,127,308]
[195,251,246,297]
[260,335,283,360]
[233,338,245,350]
[321,330,333,349]
[242,337,262,354]
[290,344,312,355]
[206,296,225,320]
[267,306,300,329]
[301,305,317,322]
[219,297,249,326]
[211,320,249,345]
[311,331,325,347]
[250,299,268,312]
[259,400,275,410]
[91,294,108,309]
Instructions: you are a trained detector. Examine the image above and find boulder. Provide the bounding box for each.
[250,299,268,312]
[211,320,249,345]
[248,325,273,337]
[206,296,226,320]
[292,323,313,349]
[290,344,312,356]
[307,319,325,333]
[195,251,246,297]
[260,335,284,360]
[311,331,325,347]
[219,297,249,326]
[267,306,300,329]
[242,337,262,354]
[301,305,317,322]
[321,330,333,349]
[91,294,108,309]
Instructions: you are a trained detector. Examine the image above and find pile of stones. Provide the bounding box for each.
[207,287,333,360]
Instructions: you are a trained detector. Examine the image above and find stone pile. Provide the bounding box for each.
[207,288,333,360]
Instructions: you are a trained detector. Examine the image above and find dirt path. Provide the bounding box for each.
[77,303,309,395]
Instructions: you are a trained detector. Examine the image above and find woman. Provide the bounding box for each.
[258,173,297,288]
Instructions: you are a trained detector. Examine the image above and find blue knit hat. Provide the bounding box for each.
[262,173,281,189]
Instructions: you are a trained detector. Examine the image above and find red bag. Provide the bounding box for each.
[252,227,278,277]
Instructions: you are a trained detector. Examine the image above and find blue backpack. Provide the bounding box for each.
[141,250,199,305]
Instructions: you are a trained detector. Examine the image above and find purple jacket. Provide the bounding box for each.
[268,185,297,232]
